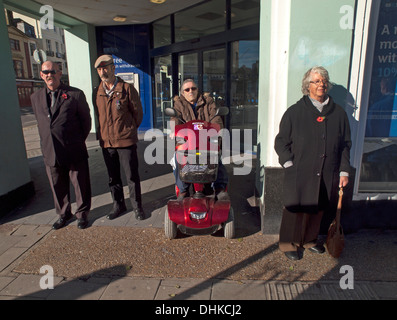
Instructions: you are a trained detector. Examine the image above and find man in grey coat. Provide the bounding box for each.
[31,60,92,230]
[274,66,351,260]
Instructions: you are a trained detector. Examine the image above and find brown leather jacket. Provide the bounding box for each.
[172,93,223,129]
[93,77,143,148]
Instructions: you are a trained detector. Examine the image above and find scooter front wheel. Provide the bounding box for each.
[164,206,177,239]
[224,206,235,239]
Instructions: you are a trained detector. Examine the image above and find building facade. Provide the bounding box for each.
[6,21,41,107]
[1,0,396,231]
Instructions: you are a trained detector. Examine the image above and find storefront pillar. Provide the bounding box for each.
[0,0,34,216]
[64,23,98,133]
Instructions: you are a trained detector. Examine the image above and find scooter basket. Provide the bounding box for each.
[177,150,219,183]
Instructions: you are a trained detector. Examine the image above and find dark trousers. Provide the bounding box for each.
[279,208,324,252]
[45,159,91,219]
[102,145,142,210]
[279,176,329,252]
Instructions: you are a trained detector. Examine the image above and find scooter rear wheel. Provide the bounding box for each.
[164,206,177,239]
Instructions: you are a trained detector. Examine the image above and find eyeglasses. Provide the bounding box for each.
[41,70,57,75]
[184,87,197,93]
[310,79,328,86]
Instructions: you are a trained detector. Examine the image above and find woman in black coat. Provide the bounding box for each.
[274,66,352,260]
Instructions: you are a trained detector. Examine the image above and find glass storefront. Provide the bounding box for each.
[151,0,259,150]
[174,0,225,42]
[178,52,199,86]
[152,16,171,48]
[203,48,226,107]
[230,0,260,29]
[359,0,397,192]
[230,40,259,145]
[153,55,172,131]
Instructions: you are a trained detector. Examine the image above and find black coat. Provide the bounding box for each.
[274,95,351,213]
[31,84,92,167]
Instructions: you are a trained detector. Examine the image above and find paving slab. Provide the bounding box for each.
[370,282,397,299]
[1,274,63,299]
[13,225,52,248]
[100,277,160,300]
[46,278,108,300]
[155,278,212,300]
[0,277,15,292]
[0,247,28,273]
[211,280,266,300]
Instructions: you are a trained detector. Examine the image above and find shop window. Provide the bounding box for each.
[174,0,225,42]
[178,52,198,85]
[360,0,397,192]
[153,16,171,48]
[203,48,226,106]
[229,40,259,145]
[153,55,173,131]
[231,0,260,29]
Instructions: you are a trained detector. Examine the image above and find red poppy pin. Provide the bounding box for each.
[62,93,68,100]
[317,116,325,122]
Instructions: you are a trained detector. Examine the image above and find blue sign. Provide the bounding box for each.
[366,0,397,137]
[112,55,153,132]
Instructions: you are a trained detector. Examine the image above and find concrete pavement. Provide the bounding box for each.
[0,109,396,302]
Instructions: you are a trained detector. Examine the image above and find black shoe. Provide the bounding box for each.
[134,207,144,220]
[52,212,73,230]
[284,251,302,260]
[308,245,325,254]
[107,203,127,220]
[77,218,88,229]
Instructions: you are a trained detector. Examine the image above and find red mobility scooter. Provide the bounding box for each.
[164,107,235,239]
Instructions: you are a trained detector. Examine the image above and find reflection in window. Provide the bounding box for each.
[175,0,225,42]
[231,0,260,29]
[153,16,171,48]
[153,56,173,131]
[178,52,198,88]
[203,48,225,106]
[230,41,259,145]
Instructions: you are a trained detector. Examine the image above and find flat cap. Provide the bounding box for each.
[94,54,114,68]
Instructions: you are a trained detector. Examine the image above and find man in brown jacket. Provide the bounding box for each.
[93,55,144,220]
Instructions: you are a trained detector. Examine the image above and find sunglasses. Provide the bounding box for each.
[41,70,57,75]
[184,87,197,93]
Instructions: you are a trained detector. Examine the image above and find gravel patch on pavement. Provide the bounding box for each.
[13,226,397,282]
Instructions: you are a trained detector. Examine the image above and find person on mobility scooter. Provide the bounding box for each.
[171,79,229,201]
[164,79,235,239]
